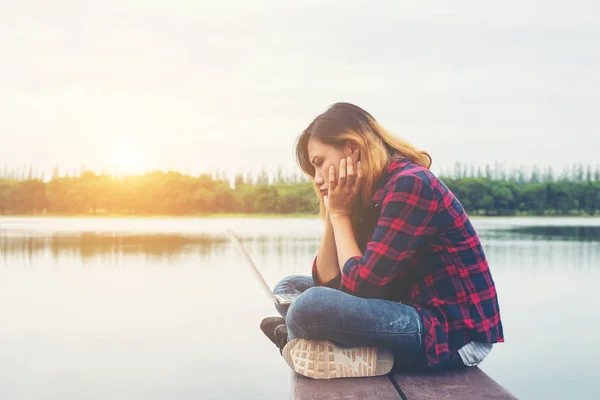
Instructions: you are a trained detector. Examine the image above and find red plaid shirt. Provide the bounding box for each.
[312,157,504,366]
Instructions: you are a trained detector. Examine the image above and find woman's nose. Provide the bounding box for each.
[314,174,324,185]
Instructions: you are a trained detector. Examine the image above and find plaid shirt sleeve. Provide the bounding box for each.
[341,173,441,298]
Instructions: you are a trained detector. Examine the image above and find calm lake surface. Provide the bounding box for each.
[1,216,599,400]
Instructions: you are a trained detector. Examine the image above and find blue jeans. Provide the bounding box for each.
[273,275,465,371]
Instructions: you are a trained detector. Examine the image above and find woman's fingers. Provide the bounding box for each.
[355,160,363,192]
[329,164,337,191]
[346,156,355,187]
[338,158,346,187]
[329,157,361,195]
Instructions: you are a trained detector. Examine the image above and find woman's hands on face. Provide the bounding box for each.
[326,156,363,218]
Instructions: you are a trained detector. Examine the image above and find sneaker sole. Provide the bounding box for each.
[282,338,394,380]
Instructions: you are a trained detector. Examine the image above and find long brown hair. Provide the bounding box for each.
[295,102,432,248]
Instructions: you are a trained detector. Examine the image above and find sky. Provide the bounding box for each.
[1,0,599,180]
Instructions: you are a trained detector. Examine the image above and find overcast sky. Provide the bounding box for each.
[1,0,599,179]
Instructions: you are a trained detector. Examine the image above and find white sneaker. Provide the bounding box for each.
[282,338,394,379]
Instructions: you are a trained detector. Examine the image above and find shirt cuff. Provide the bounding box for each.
[311,256,342,289]
[341,255,362,277]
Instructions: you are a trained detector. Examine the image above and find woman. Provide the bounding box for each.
[260,102,504,380]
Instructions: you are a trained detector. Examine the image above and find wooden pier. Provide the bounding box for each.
[292,366,517,399]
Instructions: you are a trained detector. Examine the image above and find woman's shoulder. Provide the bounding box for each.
[385,158,466,226]
[386,157,443,193]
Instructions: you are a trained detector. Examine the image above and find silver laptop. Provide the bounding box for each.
[227,229,299,305]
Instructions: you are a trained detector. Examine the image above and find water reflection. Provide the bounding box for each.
[0,233,227,262]
[503,225,600,241]
[2,225,599,269]
[0,232,321,269]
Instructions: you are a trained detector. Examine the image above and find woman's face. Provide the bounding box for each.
[307,138,359,197]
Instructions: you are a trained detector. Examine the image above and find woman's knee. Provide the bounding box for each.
[273,275,300,293]
[273,275,313,294]
[286,286,337,333]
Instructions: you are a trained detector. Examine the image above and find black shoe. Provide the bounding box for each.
[260,316,288,353]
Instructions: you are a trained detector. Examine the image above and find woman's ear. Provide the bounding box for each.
[347,140,360,160]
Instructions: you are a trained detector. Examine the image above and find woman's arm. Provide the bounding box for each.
[314,215,341,284]
[333,173,440,298]
[330,213,362,271]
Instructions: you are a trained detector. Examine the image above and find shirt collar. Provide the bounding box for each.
[371,156,411,206]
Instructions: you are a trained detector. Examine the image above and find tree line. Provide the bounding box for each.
[1,163,599,216]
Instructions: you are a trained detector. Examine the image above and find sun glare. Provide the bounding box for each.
[112,143,145,175]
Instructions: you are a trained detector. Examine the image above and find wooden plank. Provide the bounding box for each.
[292,372,402,400]
[393,367,518,400]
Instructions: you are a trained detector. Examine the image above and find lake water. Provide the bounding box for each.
[1,217,599,400]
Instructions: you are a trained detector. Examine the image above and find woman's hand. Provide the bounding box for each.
[327,156,363,218]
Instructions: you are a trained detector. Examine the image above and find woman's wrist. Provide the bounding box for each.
[329,211,352,221]
[324,213,334,231]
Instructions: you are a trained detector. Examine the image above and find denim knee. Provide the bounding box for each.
[273,275,314,296]
[274,275,304,294]
[273,275,314,319]
[286,286,335,338]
